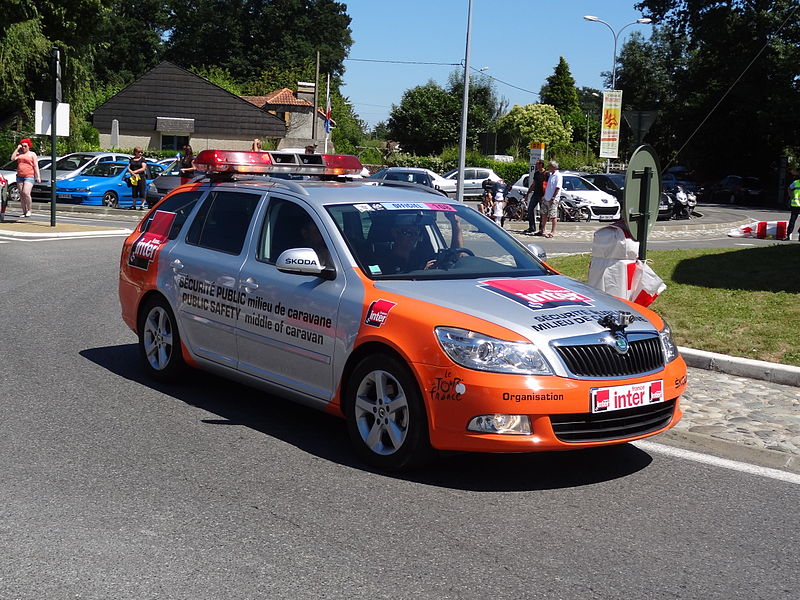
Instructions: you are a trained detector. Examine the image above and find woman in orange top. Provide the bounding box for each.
[10,138,40,218]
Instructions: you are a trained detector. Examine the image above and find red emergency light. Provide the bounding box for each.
[193,150,363,176]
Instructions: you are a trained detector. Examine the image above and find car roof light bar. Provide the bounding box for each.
[194,150,363,176]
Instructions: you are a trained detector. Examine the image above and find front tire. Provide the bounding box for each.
[102,190,119,208]
[344,354,432,471]
[9,184,19,203]
[138,297,185,382]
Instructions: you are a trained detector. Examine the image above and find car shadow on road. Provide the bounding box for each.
[81,343,653,492]
[672,244,800,293]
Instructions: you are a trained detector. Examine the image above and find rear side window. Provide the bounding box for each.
[185,191,261,254]
[141,190,203,240]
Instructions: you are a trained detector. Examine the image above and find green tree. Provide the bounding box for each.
[633,0,800,178]
[92,0,168,86]
[387,82,459,155]
[330,89,365,154]
[497,104,572,157]
[164,0,352,82]
[539,57,580,117]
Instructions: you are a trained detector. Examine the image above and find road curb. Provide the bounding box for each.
[657,429,800,474]
[0,227,131,238]
[679,346,800,387]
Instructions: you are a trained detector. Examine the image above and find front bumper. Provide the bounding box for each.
[413,357,686,452]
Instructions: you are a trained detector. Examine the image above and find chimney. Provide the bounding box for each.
[297,81,315,104]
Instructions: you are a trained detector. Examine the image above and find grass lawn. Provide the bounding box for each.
[547,244,800,367]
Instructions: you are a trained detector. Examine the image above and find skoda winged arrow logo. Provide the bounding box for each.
[613,332,630,354]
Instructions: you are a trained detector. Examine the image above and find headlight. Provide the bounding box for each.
[435,327,552,375]
[72,188,89,193]
[659,321,679,363]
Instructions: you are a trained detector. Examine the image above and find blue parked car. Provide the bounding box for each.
[55,161,164,208]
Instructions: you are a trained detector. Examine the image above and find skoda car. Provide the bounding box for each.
[119,149,686,471]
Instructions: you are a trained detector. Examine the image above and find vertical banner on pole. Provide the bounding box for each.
[599,90,623,159]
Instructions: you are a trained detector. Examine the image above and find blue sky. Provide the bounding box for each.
[340,1,653,128]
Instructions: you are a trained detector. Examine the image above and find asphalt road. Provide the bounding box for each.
[0,236,797,599]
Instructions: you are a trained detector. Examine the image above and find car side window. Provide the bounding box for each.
[464,169,476,179]
[185,191,261,255]
[257,196,331,267]
[141,190,204,240]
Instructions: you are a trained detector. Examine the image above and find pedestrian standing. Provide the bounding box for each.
[492,179,507,226]
[126,147,147,210]
[540,160,562,238]
[782,169,800,241]
[523,160,547,234]
[179,145,196,185]
[10,138,40,218]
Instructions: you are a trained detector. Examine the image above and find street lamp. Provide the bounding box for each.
[583,15,652,89]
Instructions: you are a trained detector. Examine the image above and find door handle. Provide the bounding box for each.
[241,277,259,292]
[171,259,184,270]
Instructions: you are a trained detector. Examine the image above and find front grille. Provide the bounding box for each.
[591,205,619,215]
[555,336,663,377]
[550,399,676,443]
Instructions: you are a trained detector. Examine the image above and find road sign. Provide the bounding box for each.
[35,101,70,136]
[623,146,662,256]
[623,110,659,146]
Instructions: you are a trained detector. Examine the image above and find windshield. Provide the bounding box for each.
[55,154,96,171]
[562,176,599,192]
[326,202,552,280]
[82,163,126,177]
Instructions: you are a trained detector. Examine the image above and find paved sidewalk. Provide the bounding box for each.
[666,367,800,473]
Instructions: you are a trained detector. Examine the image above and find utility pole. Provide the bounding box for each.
[50,48,61,227]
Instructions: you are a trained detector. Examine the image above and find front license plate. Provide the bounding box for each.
[599,215,616,221]
[57,194,74,199]
[591,380,664,413]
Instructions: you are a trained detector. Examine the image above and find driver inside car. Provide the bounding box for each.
[374,212,464,274]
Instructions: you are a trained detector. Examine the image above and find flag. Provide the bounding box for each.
[324,73,332,134]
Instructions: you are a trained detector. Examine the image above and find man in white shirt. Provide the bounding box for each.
[540,160,562,237]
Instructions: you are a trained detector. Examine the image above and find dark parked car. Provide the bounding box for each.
[708,175,763,204]
[581,173,626,203]
[146,159,183,207]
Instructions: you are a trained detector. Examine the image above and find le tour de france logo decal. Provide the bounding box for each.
[479,279,594,311]
[128,210,178,271]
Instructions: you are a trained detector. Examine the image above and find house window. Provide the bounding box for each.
[161,135,189,151]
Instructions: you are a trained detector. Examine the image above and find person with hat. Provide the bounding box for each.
[10,138,40,218]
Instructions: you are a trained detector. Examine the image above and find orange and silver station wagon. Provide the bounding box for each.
[119,150,687,471]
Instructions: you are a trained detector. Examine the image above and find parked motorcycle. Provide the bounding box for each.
[503,195,527,222]
[657,191,673,220]
[558,195,590,222]
[668,185,694,220]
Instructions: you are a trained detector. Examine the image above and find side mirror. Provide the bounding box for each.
[276,248,335,280]
[526,243,547,261]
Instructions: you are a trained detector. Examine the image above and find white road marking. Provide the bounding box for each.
[735,243,758,246]
[634,440,800,485]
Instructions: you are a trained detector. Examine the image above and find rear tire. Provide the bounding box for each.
[138,297,185,382]
[9,184,19,203]
[344,354,432,471]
